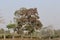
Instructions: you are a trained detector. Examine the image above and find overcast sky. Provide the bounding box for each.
[0,0,60,29]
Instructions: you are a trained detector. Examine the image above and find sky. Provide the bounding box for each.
[0,0,60,30]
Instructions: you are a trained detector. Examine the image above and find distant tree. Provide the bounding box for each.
[14,8,43,34]
[5,30,10,34]
[40,25,55,39]
[0,28,4,34]
[7,23,16,33]
[7,23,16,29]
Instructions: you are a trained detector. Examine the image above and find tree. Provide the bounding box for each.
[39,25,55,39]
[7,24,16,29]
[7,23,16,33]
[14,8,43,34]
[0,28,4,34]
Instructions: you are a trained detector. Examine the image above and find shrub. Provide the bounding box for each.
[6,35,12,38]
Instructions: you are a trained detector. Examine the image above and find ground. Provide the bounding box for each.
[0,37,60,40]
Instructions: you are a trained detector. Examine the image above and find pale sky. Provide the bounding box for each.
[0,0,60,29]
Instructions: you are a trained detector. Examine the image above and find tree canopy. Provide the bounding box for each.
[14,8,43,34]
[7,23,16,29]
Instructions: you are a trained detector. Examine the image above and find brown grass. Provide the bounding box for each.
[0,37,60,40]
[0,37,40,40]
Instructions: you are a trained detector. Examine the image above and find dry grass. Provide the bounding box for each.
[0,37,60,40]
[0,37,40,40]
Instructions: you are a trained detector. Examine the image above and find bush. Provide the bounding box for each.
[6,35,12,38]
[0,35,4,39]
[14,35,21,38]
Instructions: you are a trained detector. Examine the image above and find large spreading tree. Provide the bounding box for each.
[14,8,43,35]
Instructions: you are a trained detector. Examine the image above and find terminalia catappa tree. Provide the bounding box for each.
[14,8,43,34]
